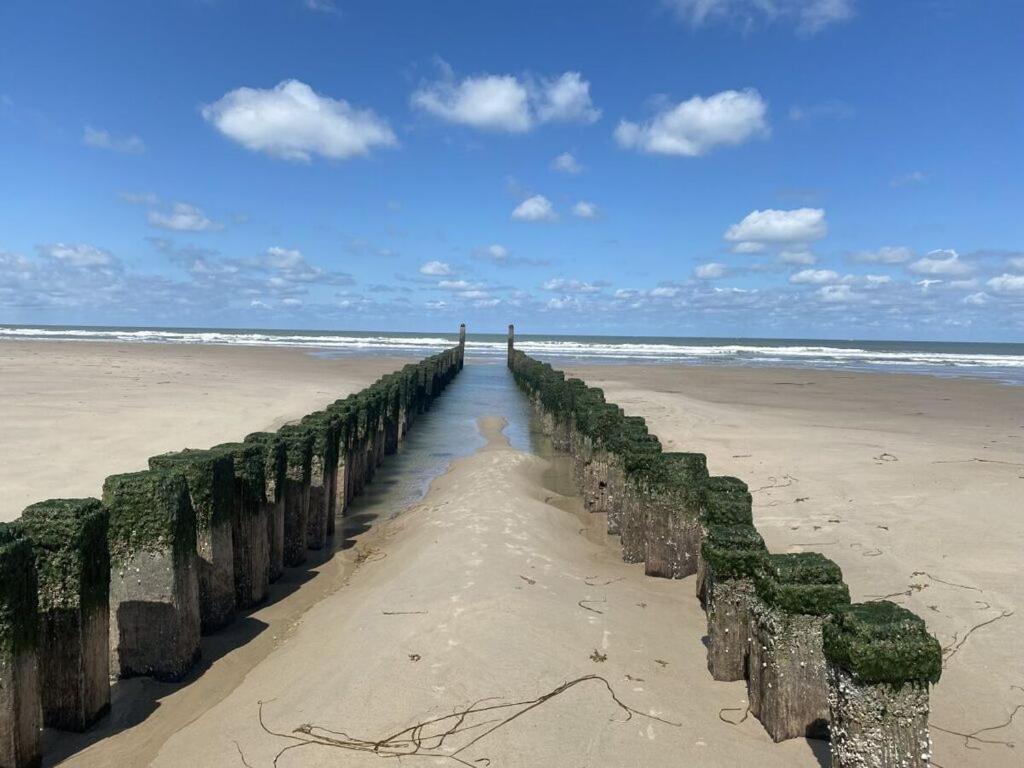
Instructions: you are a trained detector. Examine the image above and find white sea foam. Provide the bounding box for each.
[2,327,1022,380]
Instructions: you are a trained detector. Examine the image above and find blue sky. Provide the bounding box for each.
[1,0,1022,340]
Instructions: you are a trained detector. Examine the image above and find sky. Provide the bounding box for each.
[1,0,1022,341]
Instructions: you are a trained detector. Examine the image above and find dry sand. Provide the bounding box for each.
[563,363,1024,768]
[0,341,410,521]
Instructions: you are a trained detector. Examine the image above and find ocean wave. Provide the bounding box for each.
[3,327,1023,377]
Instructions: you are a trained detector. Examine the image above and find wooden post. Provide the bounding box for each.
[507,324,515,367]
[458,323,466,369]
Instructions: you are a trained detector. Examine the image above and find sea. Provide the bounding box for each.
[2,325,1023,385]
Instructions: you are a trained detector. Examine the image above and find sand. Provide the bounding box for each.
[563,363,1024,768]
[0,341,410,521]
[4,342,1020,766]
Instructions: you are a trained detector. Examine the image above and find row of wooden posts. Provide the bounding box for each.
[0,331,466,768]
[506,325,942,768]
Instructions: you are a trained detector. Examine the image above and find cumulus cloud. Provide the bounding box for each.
[852,245,913,264]
[694,262,728,279]
[987,274,1024,293]
[665,0,855,35]
[542,278,606,294]
[725,208,827,244]
[37,243,118,269]
[572,201,599,219]
[552,152,583,174]
[615,89,768,157]
[202,79,397,162]
[512,195,557,222]
[907,249,972,276]
[817,283,862,302]
[472,244,548,268]
[411,67,598,132]
[419,260,452,276]
[147,202,222,232]
[731,241,767,254]
[82,126,145,154]
[790,268,839,284]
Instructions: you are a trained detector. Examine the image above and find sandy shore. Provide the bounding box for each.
[563,364,1024,768]
[61,416,822,768]
[0,341,411,521]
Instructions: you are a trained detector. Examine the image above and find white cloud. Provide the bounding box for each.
[817,283,862,302]
[616,89,768,157]
[1008,256,1024,271]
[82,126,145,154]
[665,0,855,35]
[38,243,117,269]
[695,262,727,279]
[907,249,972,276]
[202,79,396,162]
[411,68,598,132]
[475,245,510,263]
[542,278,605,294]
[852,245,913,264]
[731,241,767,254]
[963,292,990,305]
[572,201,599,219]
[148,202,222,232]
[459,290,489,299]
[552,152,583,174]
[419,260,452,276]
[777,249,816,265]
[535,72,601,124]
[790,268,839,284]
[725,208,827,244]
[864,274,892,286]
[512,195,557,222]
[649,285,680,298]
[987,273,1024,293]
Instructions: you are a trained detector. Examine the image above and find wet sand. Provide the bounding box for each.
[563,363,1024,768]
[0,341,410,521]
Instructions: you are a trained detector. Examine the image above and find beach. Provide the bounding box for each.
[1,341,1020,766]
[0,341,411,522]
[563,363,1024,768]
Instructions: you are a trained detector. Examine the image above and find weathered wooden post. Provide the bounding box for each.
[244,432,287,583]
[0,523,41,768]
[277,424,313,567]
[299,413,334,551]
[148,449,236,633]
[507,324,514,368]
[747,552,851,741]
[642,452,710,578]
[19,499,110,731]
[701,523,766,681]
[696,475,753,606]
[458,323,466,369]
[212,443,270,608]
[823,601,942,768]
[103,470,201,680]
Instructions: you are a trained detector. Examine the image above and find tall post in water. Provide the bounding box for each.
[458,323,466,369]
[507,324,515,368]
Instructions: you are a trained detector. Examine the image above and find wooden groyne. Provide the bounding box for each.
[0,332,466,768]
[507,330,942,768]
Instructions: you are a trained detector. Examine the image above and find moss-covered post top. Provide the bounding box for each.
[755,552,851,616]
[702,476,754,527]
[212,442,266,503]
[19,498,110,612]
[276,423,314,482]
[824,601,942,686]
[244,432,287,502]
[103,469,196,568]
[148,449,234,531]
[702,523,767,581]
[0,521,39,655]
